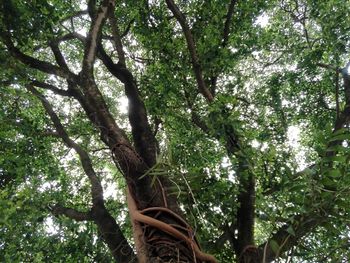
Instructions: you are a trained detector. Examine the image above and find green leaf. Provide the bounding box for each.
[286,225,296,236]
[270,240,280,254]
[328,169,342,178]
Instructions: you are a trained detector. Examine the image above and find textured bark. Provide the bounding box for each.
[81,10,213,260]
[96,43,158,167]
[77,57,211,263]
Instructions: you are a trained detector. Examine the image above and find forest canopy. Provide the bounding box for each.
[0,0,350,262]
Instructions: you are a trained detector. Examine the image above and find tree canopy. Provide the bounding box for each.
[1,0,350,262]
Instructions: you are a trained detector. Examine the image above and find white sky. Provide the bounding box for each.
[255,13,270,28]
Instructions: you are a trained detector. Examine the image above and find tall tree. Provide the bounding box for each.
[1,0,350,262]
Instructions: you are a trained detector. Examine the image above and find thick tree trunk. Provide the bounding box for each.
[236,161,256,260]
[74,76,216,262]
[225,133,256,262]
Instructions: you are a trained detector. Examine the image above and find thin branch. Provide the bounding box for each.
[91,147,110,153]
[152,116,162,137]
[342,61,350,105]
[183,89,210,134]
[188,105,210,134]
[281,1,315,49]
[332,63,350,132]
[26,85,104,205]
[335,68,340,120]
[60,10,88,23]
[0,2,76,81]
[49,41,69,70]
[57,32,86,44]
[222,0,237,47]
[108,9,126,65]
[300,4,311,49]
[31,32,84,52]
[40,130,60,138]
[208,0,237,96]
[87,0,97,18]
[317,63,342,73]
[120,19,135,38]
[165,0,214,102]
[49,204,93,221]
[0,31,77,81]
[30,80,72,97]
[253,52,284,69]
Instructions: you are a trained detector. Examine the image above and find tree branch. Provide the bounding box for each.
[222,0,237,47]
[184,90,210,134]
[26,85,104,205]
[185,89,254,253]
[317,63,341,73]
[0,2,77,81]
[82,0,115,75]
[120,19,134,38]
[49,204,93,221]
[49,41,70,70]
[96,43,157,167]
[185,88,255,254]
[30,80,72,97]
[330,62,350,134]
[108,10,126,65]
[87,0,97,18]
[59,10,89,23]
[165,0,214,102]
[335,68,340,120]
[208,0,237,95]
[27,84,138,262]
[55,32,87,45]
[342,62,350,106]
[256,62,350,262]
[0,31,77,81]
[257,214,326,262]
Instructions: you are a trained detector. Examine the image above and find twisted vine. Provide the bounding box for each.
[127,188,218,263]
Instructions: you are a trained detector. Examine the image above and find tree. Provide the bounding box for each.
[1,0,350,262]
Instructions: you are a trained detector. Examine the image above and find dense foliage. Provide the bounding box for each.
[1,0,350,262]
